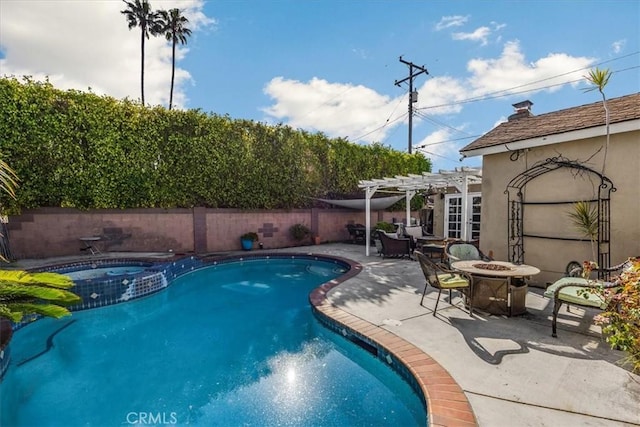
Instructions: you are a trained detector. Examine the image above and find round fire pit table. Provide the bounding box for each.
[451,260,540,316]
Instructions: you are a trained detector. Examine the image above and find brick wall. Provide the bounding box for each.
[7,207,414,259]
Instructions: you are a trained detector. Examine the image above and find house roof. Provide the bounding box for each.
[461,92,640,155]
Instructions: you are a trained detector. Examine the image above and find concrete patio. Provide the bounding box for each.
[287,243,640,427]
[11,243,640,426]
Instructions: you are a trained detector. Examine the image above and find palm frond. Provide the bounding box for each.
[0,270,75,289]
[0,282,81,304]
[6,302,72,320]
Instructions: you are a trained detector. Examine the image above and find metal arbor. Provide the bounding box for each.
[505,157,616,277]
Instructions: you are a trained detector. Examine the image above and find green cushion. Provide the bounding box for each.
[437,273,469,289]
[544,277,608,309]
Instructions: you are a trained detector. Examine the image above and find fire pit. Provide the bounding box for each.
[472,263,513,271]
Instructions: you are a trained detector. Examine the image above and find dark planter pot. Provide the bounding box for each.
[241,239,254,251]
[0,318,11,352]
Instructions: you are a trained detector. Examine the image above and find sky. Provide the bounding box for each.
[1,0,639,172]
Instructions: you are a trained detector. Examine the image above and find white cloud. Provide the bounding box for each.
[452,26,492,46]
[435,15,470,31]
[0,0,214,108]
[612,39,626,54]
[262,77,400,143]
[466,40,595,97]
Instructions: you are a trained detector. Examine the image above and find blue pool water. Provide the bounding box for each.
[1,258,426,426]
[64,265,147,280]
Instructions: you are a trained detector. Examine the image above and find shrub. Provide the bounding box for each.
[586,257,640,373]
[290,224,311,242]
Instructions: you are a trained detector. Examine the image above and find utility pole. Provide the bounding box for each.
[394,56,428,154]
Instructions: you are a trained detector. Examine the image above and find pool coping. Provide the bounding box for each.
[309,255,478,427]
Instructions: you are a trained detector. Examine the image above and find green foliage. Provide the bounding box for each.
[241,232,259,242]
[0,77,432,213]
[568,201,598,262]
[0,270,82,323]
[375,221,396,233]
[590,257,640,373]
[290,224,311,241]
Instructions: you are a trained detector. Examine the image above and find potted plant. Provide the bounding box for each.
[289,224,311,245]
[240,232,259,251]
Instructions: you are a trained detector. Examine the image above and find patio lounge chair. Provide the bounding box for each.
[444,240,491,267]
[346,224,366,244]
[416,250,473,316]
[544,257,639,337]
[377,230,412,259]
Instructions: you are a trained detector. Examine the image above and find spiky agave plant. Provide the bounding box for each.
[0,270,81,323]
[568,201,599,265]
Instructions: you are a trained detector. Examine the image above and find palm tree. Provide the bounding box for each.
[121,0,162,106]
[0,270,81,323]
[158,8,192,110]
[583,67,612,175]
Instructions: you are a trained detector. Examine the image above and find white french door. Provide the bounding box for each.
[444,193,481,241]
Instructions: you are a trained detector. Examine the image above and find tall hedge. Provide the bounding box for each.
[0,77,431,212]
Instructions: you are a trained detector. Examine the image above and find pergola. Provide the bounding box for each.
[358,167,482,256]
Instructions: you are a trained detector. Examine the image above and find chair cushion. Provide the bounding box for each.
[436,273,469,289]
[404,226,423,239]
[544,277,608,309]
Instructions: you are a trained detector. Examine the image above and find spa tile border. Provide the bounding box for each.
[309,258,478,427]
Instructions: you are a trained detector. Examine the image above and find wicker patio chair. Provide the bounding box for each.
[416,250,473,316]
[377,230,412,259]
[444,240,492,267]
[346,224,366,244]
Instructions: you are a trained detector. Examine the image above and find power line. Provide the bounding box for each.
[351,112,408,143]
[414,110,475,137]
[417,58,640,112]
[414,133,481,148]
[348,52,639,148]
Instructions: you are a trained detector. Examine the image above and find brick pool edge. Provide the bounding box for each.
[309,258,478,427]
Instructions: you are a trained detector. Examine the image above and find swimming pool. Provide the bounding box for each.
[1,257,426,426]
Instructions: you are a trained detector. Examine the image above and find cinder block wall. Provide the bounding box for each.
[7,207,416,259]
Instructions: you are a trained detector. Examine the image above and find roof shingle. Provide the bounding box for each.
[461,92,640,153]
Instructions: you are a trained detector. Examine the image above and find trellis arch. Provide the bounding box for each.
[505,157,616,277]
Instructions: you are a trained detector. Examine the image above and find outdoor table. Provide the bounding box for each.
[79,236,102,255]
[451,260,540,316]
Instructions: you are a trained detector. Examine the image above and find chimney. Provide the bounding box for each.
[508,100,534,121]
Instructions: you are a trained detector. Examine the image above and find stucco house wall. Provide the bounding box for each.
[463,93,640,285]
